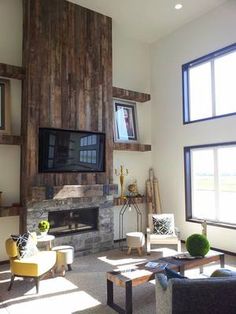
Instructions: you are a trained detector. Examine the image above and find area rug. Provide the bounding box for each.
[0,247,233,314]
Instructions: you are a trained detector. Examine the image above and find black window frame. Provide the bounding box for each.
[184,141,236,230]
[182,43,236,124]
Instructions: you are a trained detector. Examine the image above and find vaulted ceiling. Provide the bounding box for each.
[70,0,228,43]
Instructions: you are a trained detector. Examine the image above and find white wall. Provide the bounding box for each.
[112,23,152,239]
[0,0,22,261]
[151,0,236,252]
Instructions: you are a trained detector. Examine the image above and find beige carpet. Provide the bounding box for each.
[0,247,235,314]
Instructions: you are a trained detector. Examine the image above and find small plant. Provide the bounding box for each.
[38,220,50,232]
[186,233,210,257]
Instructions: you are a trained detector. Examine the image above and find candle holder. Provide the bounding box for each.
[115,165,128,199]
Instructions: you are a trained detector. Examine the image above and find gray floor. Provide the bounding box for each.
[0,245,236,314]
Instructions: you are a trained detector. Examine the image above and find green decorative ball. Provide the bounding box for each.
[186,233,210,257]
[38,220,50,232]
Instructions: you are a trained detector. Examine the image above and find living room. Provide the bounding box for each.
[1,0,236,313]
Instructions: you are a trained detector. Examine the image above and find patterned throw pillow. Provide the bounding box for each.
[11,232,38,259]
[152,216,174,235]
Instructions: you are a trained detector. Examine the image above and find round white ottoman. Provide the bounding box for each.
[126,232,145,256]
[52,245,74,275]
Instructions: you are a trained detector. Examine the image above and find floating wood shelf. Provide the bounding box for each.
[113,142,151,152]
[113,87,151,103]
[0,134,22,145]
[0,206,23,217]
[113,196,146,206]
[0,63,25,80]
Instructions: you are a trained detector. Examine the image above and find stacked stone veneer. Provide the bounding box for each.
[26,184,118,256]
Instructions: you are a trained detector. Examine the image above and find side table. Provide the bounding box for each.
[37,234,55,250]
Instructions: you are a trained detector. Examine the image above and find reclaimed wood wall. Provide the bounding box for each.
[22,0,113,203]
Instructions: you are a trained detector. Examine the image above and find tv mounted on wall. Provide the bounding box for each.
[38,128,105,173]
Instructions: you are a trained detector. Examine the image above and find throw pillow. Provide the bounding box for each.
[152,216,174,235]
[211,268,236,277]
[164,267,188,280]
[11,232,38,259]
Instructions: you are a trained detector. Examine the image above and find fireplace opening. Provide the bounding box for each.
[48,207,99,237]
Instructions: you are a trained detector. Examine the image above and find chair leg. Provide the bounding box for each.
[177,240,181,252]
[8,275,15,291]
[35,277,40,294]
[147,241,151,255]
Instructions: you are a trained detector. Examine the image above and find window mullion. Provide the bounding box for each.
[214,148,220,221]
[211,59,216,117]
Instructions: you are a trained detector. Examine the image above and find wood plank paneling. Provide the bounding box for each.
[22,0,113,203]
[113,87,151,103]
[0,63,25,80]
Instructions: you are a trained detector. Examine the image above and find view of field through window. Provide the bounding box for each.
[191,145,236,224]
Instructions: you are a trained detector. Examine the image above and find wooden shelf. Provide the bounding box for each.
[0,205,23,217]
[113,87,151,103]
[113,142,151,152]
[113,196,146,206]
[0,63,25,80]
[0,134,22,145]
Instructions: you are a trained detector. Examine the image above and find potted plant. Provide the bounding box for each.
[38,220,50,236]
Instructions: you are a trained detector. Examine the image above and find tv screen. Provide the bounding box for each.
[38,128,105,173]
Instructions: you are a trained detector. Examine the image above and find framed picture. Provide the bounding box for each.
[0,79,11,134]
[113,99,138,142]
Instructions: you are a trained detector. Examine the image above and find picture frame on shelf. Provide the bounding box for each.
[0,79,11,135]
[113,99,138,143]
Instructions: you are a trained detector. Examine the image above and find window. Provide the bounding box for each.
[184,142,236,227]
[182,43,236,123]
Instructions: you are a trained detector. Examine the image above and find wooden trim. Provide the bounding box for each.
[0,134,22,145]
[0,63,25,80]
[113,142,151,152]
[113,196,145,206]
[113,87,151,103]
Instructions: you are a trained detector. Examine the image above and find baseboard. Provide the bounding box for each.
[181,240,236,256]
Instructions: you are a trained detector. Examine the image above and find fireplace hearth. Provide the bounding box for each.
[48,207,99,236]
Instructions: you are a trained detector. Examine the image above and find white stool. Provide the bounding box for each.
[126,232,145,256]
[52,245,74,275]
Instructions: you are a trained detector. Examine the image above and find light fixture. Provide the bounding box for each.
[175,3,183,10]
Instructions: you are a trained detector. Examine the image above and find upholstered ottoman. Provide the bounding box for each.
[126,232,145,256]
[52,245,74,275]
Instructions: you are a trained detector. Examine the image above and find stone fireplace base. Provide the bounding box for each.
[26,184,117,256]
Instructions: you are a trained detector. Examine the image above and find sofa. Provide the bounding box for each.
[155,273,236,314]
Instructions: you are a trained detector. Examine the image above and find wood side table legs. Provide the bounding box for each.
[107,279,133,314]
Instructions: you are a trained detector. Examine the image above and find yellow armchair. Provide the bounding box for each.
[5,236,56,293]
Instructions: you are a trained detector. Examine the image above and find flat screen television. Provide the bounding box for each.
[38,128,105,173]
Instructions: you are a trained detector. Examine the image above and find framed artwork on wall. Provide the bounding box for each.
[0,79,11,134]
[113,99,138,142]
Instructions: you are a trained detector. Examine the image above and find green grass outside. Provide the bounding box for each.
[195,175,236,192]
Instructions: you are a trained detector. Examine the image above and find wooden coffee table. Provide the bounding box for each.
[106,250,224,314]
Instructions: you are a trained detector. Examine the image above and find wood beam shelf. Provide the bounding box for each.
[113,142,151,152]
[113,87,151,103]
[0,63,25,80]
[0,134,22,145]
[113,196,146,206]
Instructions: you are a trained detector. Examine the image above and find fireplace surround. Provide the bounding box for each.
[48,207,99,236]
[26,184,117,256]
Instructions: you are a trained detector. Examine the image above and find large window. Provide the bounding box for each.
[182,43,236,123]
[184,142,236,227]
